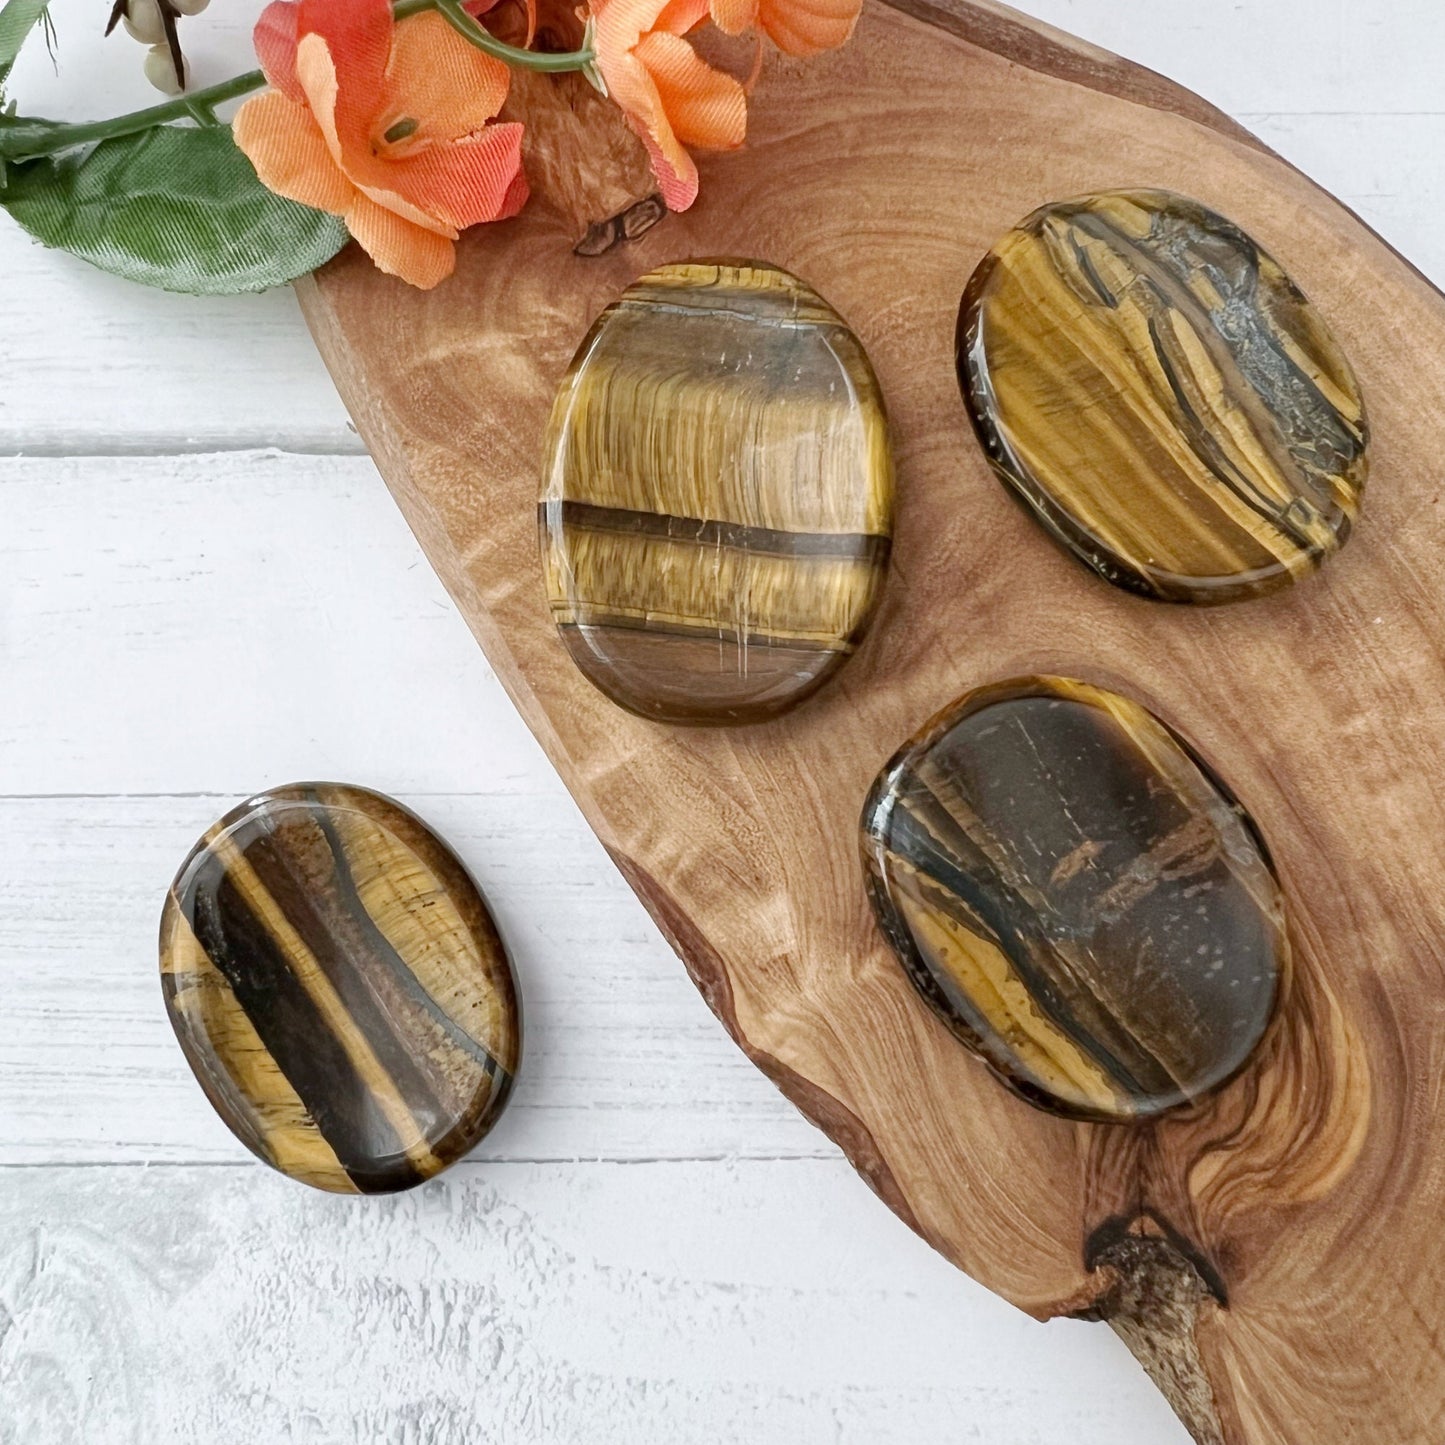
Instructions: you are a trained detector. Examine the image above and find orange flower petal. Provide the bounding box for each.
[296,29,445,234]
[354,182,457,235]
[381,11,510,142]
[293,31,347,168]
[707,0,757,35]
[655,0,710,33]
[292,30,437,239]
[595,0,705,45]
[346,193,457,289]
[297,0,393,155]
[295,0,392,88]
[632,31,746,150]
[244,0,530,288]
[232,89,355,215]
[497,162,530,219]
[594,0,744,211]
[592,0,663,52]
[631,119,699,211]
[253,1,304,101]
[758,0,859,56]
[594,44,693,207]
[401,122,529,229]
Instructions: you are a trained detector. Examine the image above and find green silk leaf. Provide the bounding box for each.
[0,123,349,294]
[0,0,50,88]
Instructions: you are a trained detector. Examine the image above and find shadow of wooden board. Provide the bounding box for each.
[296,2,1445,1439]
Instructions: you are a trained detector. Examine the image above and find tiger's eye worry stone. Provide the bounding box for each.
[958,190,1369,604]
[541,260,895,724]
[159,784,520,1194]
[861,678,1286,1122]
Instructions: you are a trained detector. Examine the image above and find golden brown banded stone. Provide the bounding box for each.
[861,678,1286,1122]
[159,784,520,1194]
[958,190,1369,604]
[541,260,895,724]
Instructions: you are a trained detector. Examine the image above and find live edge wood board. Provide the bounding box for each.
[295,3,1445,1440]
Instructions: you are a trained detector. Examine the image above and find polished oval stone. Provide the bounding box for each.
[860,678,1286,1121]
[542,259,895,725]
[958,190,1369,604]
[159,783,520,1193]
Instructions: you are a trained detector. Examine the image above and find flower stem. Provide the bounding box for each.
[431,0,594,71]
[0,68,265,161]
[0,0,596,166]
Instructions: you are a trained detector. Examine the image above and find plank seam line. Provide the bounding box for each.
[1233,110,1445,118]
[0,791,549,801]
[0,440,369,460]
[0,1153,843,1169]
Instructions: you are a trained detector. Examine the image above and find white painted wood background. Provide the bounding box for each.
[2,3,1439,1440]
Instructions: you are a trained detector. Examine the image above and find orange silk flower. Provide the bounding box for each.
[234,0,528,289]
[709,0,859,56]
[591,0,746,212]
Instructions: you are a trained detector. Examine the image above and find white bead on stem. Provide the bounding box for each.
[142,42,183,95]
[122,0,167,45]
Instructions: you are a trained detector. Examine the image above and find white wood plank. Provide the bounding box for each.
[13,0,1442,126]
[0,238,359,453]
[0,1161,1189,1444]
[13,0,1441,130]
[0,451,535,795]
[7,0,267,116]
[1021,1,1445,285]
[0,792,822,1164]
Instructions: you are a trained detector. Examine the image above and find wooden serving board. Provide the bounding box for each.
[296,3,1445,1439]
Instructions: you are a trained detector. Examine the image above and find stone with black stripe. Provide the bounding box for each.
[860,677,1286,1122]
[958,189,1369,604]
[159,784,520,1193]
[541,260,895,724]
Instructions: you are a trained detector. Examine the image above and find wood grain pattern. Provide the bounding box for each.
[305,2,1442,1438]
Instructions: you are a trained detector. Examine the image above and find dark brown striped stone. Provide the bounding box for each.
[159,784,520,1194]
[958,190,1369,603]
[541,259,895,725]
[860,677,1286,1121]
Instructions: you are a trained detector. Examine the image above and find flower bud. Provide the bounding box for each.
[170,0,210,13]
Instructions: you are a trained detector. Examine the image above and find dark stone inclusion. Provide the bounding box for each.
[958,189,1369,604]
[160,783,520,1193]
[861,678,1286,1122]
